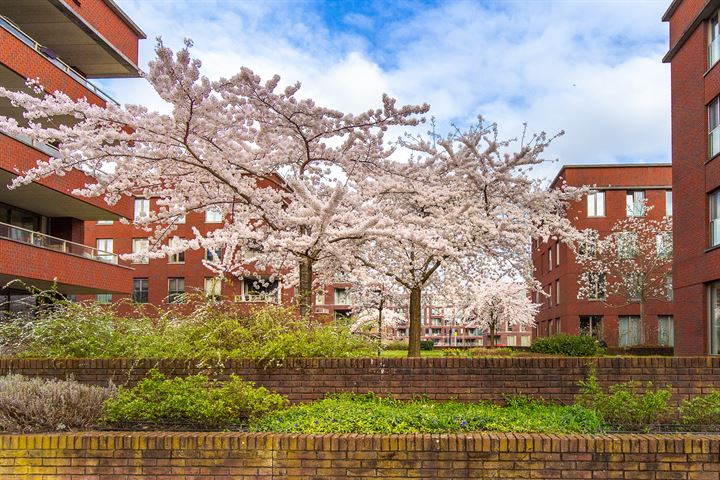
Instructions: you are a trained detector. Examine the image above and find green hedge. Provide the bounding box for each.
[529,334,605,356]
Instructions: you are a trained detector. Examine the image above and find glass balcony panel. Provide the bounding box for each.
[710,127,720,158]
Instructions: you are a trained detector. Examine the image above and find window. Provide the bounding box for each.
[548,248,552,271]
[95,293,112,304]
[666,273,673,301]
[710,281,720,354]
[507,323,513,332]
[133,278,148,304]
[587,191,605,217]
[555,242,560,266]
[506,336,516,347]
[655,233,672,259]
[658,315,674,347]
[665,190,673,217]
[587,273,606,300]
[626,191,645,217]
[241,277,279,302]
[205,209,222,223]
[579,315,603,339]
[205,247,222,261]
[619,315,643,347]
[555,279,560,305]
[711,190,720,247]
[168,237,185,263]
[168,277,185,303]
[315,290,325,305]
[96,220,113,225]
[132,238,149,264]
[334,288,350,305]
[548,284,553,307]
[95,238,114,263]
[710,97,720,158]
[134,198,150,222]
[627,272,642,302]
[204,277,222,301]
[710,10,720,68]
[521,336,530,347]
[617,232,637,259]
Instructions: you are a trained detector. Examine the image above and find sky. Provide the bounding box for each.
[100,0,671,180]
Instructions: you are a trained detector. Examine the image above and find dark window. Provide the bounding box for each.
[132,278,149,303]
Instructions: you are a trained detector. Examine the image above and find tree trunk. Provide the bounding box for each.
[408,286,422,357]
[639,299,646,345]
[489,323,496,348]
[377,303,383,357]
[298,256,313,319]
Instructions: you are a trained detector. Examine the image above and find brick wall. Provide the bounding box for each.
[3,357,720,405]
[1,431,719,479]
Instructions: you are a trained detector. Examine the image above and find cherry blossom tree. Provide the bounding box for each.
[455,278,539,347]
[0,39,428,317]
[352,120,582,356]
[576,205,673,343]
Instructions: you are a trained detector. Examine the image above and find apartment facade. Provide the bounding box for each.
[0,0,145,312]
[663,0,720,355]
[533,165,674,348]
[84,198,358,318]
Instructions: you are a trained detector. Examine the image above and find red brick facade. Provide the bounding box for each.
[533,165,674,348]
[664,0,720,355]
[0,2,142,300]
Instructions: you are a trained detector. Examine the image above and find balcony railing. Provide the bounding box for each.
[710,36,720,70]
[0,221,120,265]
[0,15,118,106]
[234,293,279,303]
[1,130,59,157]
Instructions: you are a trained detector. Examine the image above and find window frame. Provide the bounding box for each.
[132,278,149,304]
[167,277,185,303]
[134,198,150,222]
[132,238,149,264]
[626,190,645,217]
[168,237,185,264]
[587,191,605,218]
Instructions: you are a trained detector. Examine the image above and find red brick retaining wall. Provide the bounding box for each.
[1,431,719,479]
[2,357,719,405]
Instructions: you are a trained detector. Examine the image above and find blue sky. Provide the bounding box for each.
[103,0,671,180]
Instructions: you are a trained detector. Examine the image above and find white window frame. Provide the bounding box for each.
[133,278,149,304]
[555,279,560,305]
[132,238,149,264]
[96,238,114,263]
[555,242,560,266]
[710,97,720,158]
[204,277,222,301]
[205,209,222,223]
[134,198,150,222]
[619,315,643,347]
[710,10,720,69]
[168,277,185,303]
[665,190,673,217]
[626,191,645,217]
[587,191,605,218]
[168,237,185,264]
[657,315,674,347]
[711,190,720,247]
[96,220,114,225]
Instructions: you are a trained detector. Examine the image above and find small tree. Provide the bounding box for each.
[576,206,672,344]
[456,278,539,347]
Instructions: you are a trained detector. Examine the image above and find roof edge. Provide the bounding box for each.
[101,0,146,39]
[549,163,672,189]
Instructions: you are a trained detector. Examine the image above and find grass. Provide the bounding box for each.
[251,393,602,434]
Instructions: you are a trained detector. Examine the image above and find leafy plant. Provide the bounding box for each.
[102,370,287,428]
[0,374,115,433]
[420,340,435,351]
[577,371,673,431]
[529,334,605,356]
[679,390,720,426]
[251,392,601,434]
[382,340,409,351]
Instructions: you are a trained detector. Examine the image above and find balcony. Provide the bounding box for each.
[234,293,279,304]
[0,224,132,295]
[0,221,120,265]
[0,15,117,105]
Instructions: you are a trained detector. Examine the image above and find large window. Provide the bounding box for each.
[710,97,720,158]
[710,282,720,355]
[710,10,720,68]
[95,238,114,263]
[168,237,185,264]
[205,209,222,223]
[132,238,149,264]
[241,277,278,302]
[132,278,148,303]
[626,191,645,217]
[587,191,605,217]
[711,191,720,247]
[655,232,672,259]
[579,315,603,339]
[204,277,222,302]
[587,273,606,300]
[619,315,643,347]
[205,247,222,261]
[334,287,350,305]
[168,278,185,303]
[658,315,674,347]
[134,198,150,222]
[617,231,638,259]
[95,293,112,304]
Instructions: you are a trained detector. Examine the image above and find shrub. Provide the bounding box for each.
[102,370,287,428]
[679,390,720,426]
[0,374,114,433]
[382,340,408,351]
[0,300,375,360]
[577,372,673,431]
[251,392,601,434]
[529,334,605,356]
[420,340,435,351]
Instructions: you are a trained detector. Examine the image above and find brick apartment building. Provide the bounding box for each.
[663,0,720,355]
[533,164,674,348]
[0,0,144,313]
[84,197,358,318]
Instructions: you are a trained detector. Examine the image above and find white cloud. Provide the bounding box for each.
[101,0,671,179]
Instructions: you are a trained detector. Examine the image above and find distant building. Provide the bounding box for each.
[0,1,145,313]
[663,1,720,355]
[532,164,674,348]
